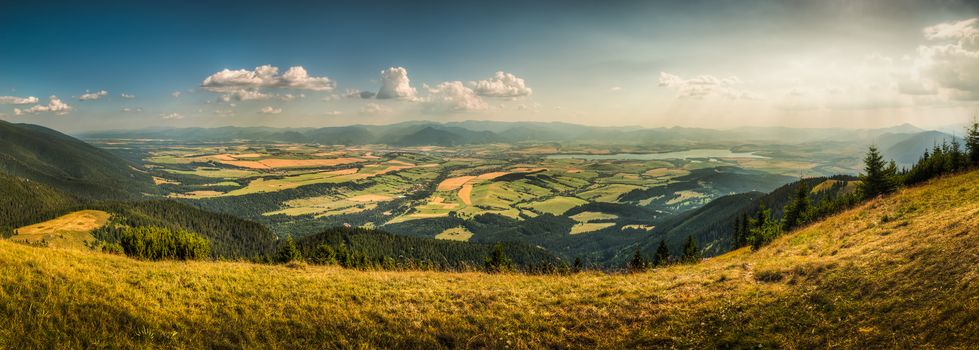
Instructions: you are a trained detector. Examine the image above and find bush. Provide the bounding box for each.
[115,226,211,260]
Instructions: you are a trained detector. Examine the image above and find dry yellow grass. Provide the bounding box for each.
[10,210,110,249]
[436,175,475,191]
[2,171,979,348]
[434,227,474,241]
[458,183,473,205]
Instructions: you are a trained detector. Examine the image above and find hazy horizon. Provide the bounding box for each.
[2,0,979,132]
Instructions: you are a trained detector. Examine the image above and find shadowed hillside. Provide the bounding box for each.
[1,170,977,348]
[0,120,156,199]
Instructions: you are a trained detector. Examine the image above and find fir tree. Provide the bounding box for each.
[628,249,647,272]
[275,234,302,263]
[485,243,514,273]
[681,236,700,263]
[782,182,810,231]
[653,240,670,267]
[859,145,897,199]
[748,202,781,250]
[967,117,979,166]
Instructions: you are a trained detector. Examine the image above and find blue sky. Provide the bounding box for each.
[1,0,978,132]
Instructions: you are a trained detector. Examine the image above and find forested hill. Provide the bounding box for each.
[624,175,860,264]
[0,120,155,199]
[292,227,562,271]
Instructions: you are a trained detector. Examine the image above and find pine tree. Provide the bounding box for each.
[485,243,514,273]
[681,236,700,263]
[275,234,302,263]
[628,249,647,272]
[572,257,583,273]
[967,118,979,166]
[859,145,897,199]
[950,136,965,171]
[782,182,810,231]
[733,215,743,247]
[653,240,670,267]
[739,212,750,247]
[748,203,781,250]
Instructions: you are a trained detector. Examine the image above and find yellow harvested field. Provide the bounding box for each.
[233,153,263,158]
[169,190,223,198]
[311,151,346,157]
[11,210,111,250]
[437,176,476,191]
[218,160,270,169]
[570,222,616,234]
[643,167,690,177]
[434,227,474,241]
[349,194,394,202]
[257,158,365,168]
[458,183,474,206]
[152,176,179,185]
[212,154,238,161]
[475,171,510,180]
[218,157,365,169]
[386,160,414,166]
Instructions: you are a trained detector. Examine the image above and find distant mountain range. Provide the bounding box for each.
[77,120,942,147]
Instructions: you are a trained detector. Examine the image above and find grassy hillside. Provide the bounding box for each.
[9,210,110,249]
[2,170,978,348]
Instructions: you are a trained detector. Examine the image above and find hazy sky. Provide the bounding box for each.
[1,0,978,132]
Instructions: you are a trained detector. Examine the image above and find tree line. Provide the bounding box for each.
[733,119,979,251]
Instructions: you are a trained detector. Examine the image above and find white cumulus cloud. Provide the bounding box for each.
[161,112,184,120]
[79,90,108,101]
[658,72,759,100]
[202,65,335,92]
[375,67,417,100]
[259,106,282,114]
[171,91,182,98]
[425,81,487,111]
[0,95,39,105]
[471,71,532,98]
[120,93,135,99]
[14,96,72,115]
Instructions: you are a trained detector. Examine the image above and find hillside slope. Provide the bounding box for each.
[1,170,978,348]
[0,120,155,198]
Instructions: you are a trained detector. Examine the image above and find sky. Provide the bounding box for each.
[1,0,978,132]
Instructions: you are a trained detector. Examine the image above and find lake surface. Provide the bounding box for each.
[545,149,767,160]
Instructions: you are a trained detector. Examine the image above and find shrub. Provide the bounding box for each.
[116,226,211,260]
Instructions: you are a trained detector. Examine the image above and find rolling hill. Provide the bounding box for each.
[628,175,859,261]
[0,120,156,199]
[2,169,977,348]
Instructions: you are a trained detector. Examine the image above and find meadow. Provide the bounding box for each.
[2,170,977,348]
